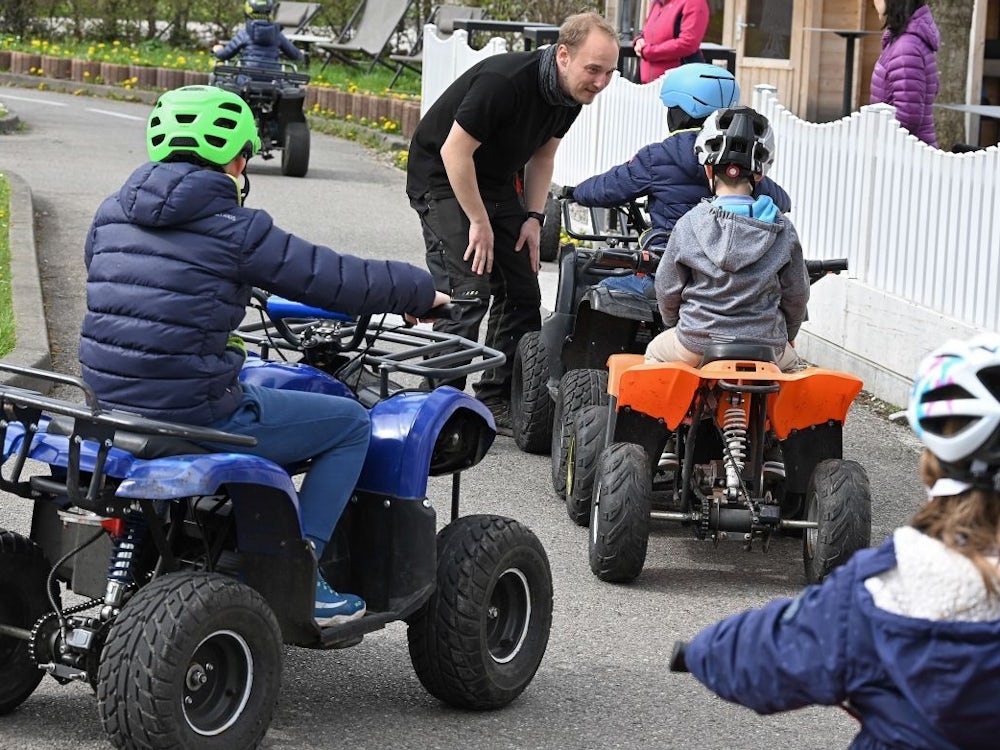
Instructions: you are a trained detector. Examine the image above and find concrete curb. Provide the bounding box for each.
[2,169,53,390]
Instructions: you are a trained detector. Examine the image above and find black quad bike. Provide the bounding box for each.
[510,196,661,474]
[568,260,872,586]
[211,62,312,177]
[0,296,553,749]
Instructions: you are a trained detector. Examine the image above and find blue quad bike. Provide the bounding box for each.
[0,294,553,749]
[211,62,312,177]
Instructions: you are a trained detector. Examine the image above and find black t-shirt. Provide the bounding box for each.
[406,50,582,202]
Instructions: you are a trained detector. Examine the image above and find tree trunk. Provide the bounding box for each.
[933,0,974,150]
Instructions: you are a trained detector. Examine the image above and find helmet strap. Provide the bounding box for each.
[240,170,251,204]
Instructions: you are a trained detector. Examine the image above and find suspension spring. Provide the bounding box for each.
[107,513,146,586]
[722,407,748,490]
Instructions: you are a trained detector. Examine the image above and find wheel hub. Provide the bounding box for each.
[487,568,531,665]
[182,630,254,737]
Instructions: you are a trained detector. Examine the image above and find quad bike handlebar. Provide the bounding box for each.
[239,290,504,388]
[211,62,311,87]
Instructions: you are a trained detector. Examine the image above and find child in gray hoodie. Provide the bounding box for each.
[645,106,809,371]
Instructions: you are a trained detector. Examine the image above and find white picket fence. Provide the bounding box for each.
[420,29,1000,407]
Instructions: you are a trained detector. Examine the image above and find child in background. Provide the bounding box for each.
[645,105,808,370]
[213,0,304,70]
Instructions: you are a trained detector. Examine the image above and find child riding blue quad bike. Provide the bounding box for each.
[0,299,553,749]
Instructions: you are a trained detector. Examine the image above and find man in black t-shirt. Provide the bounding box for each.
[406,11,620,434]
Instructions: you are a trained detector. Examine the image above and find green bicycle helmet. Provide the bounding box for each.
[147,85,261,167]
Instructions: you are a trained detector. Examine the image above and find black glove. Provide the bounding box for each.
[557,185,576,200]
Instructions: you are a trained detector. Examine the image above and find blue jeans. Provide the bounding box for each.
[209,383,370,550]
[599,274,655,298]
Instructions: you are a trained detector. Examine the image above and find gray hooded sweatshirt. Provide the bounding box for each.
[654,194,809,357]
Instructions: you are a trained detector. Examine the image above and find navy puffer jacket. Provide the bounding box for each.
[571,129,791,234]
[80,161,436,425]
[214,19,303,68]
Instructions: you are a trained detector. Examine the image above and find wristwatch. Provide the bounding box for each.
[526,211,546,227]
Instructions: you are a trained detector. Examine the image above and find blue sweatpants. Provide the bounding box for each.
[209,382,371,552]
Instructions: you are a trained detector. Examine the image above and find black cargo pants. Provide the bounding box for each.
[410,194,541,402]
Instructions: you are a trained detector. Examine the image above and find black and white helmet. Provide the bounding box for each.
[694,105,775,178]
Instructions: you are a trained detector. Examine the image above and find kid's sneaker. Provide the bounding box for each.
[315,578,366,626]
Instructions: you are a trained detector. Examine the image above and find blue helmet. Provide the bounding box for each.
[659,63,740,120]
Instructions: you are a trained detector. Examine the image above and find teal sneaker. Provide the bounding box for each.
[315,577,366,626]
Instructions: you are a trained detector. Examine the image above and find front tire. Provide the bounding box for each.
[97,572,282,750]
[589,443,652,583]
[566,405,609,527]
[803,459,872,585]
[407,515,552,709]
[510,331,554,455]
[0,530,58,715]
[281,121,310,177]
[551,368,608,499]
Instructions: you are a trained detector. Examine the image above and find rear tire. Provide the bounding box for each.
[97,572,282,750]
[551,368,608,499]
[510,331,554,455]
[407,515,552,709]
[566,405,609,526]
[802,459,872,584]
[281,121,310,177]
[0,530,58,715]
[589,443,651,583]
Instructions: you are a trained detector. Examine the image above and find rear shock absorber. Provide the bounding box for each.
[104,512,146,609]
[722,406,748,492]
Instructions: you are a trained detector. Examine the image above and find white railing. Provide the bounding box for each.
[420,31,1000,407]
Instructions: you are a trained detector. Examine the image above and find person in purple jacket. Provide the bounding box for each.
[870,0,940,146]
[80,85,448,627]
[672,333,1000,749]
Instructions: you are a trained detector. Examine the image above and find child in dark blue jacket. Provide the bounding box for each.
[568,63,791,297]
[81,85,447,627]
[213,0,304,70]
[674,333,1000,749]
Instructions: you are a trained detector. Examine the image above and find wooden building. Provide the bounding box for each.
[606,0,1000,143]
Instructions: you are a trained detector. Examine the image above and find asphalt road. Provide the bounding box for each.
[0,87,926,750]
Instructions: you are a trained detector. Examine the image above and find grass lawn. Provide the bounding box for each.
[0,172,14,358]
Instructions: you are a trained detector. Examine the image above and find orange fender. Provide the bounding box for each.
[606,354,863,436]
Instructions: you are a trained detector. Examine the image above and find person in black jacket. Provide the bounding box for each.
[405,11,621,434]
[81,85,447,627]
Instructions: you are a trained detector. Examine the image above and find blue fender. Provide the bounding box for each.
[239,356,356,400]
[1,422,25,460]
[357,386,495,498]
[116,452,298,502]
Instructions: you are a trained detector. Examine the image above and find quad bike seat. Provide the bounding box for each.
[700,343,775,366]
[47,415,212,460]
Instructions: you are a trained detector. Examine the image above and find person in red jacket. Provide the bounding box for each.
[633,0,710,83]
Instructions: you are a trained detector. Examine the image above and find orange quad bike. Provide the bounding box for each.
[568,260,872,585]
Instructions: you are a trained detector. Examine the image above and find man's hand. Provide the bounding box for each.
[515,218,542,275]
[464,220,494,275]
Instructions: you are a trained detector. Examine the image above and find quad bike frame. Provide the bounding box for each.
[576,262,873,586]
[0,298,554,749]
